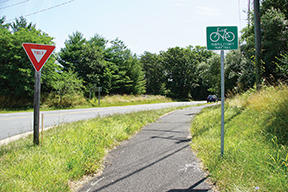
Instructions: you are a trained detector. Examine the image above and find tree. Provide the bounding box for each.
[58,32,107,94]
[0,16,10,29]
[10,16,36,33]
[276,53,288,78]
[161,47,199,99]
[80,34,107,93]
[198,54,221,96]
[189,45,214,63]
[49,70,84,107]
[123,54,146,94]
[189,46,215,100]
[105,38,130,93]
[58,31,86,72]
[0,17,58,102]
[261,8,288,79]
[140,46,215,99]
[241,0,288,84]
[140,51,166,95]
[59,34,146,95]
[106,38,145,94]
[225,50,255,93]
[261,0,288,19]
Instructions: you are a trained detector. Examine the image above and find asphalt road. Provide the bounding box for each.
[77,105,214,192]
[0,101,206,141]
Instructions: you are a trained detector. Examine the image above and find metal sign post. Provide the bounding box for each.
[220,50,225,156]
[98,87,102,106]
[89,86,102,106]
[207,26,238,156]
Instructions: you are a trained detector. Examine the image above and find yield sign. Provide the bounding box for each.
[22,43,55,72]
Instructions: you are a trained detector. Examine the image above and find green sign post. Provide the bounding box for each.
[206,26,238,50]
[206,26,238,156]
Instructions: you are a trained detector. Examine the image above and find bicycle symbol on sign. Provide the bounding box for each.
[210,28,235,42]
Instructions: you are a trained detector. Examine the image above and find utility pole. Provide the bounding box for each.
[254,0,261,89]
[248,0,251,27]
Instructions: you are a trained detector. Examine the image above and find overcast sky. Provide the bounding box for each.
[1,0,250,55]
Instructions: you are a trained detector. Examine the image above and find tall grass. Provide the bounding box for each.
[0,94,174,113]
[0,96,33,111]
[0,106,183,192]
[89,94,173,107]
[42,93,87,108]
[190,85,288,191]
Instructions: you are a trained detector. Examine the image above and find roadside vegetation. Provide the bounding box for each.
[43,94,173,109]
[190,84,288,192]
[0,94,173,113]
[0,105,187,192]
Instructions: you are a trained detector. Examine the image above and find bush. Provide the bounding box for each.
[0,96,32,110]
[42,93,87,108]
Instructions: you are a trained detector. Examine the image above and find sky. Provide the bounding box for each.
[1,0,250,55]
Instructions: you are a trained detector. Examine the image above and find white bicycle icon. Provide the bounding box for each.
[210,28,235,42]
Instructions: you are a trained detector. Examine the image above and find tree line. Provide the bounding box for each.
[0,0,287,107]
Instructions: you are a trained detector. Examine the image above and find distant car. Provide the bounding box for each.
[207,95,218,103]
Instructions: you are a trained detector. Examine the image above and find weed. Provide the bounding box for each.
[0,106,183,191]
[190,84,288,191]
[0,94,174,113]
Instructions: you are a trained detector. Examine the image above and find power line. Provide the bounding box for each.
[0,0,29,10]
[25,0,75,17]
[0,0,13,3]
[5,0,75,22]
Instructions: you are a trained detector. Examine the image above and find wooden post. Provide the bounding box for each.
[33,71,41,145]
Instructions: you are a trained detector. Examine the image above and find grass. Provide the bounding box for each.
[0,105,187,192]
[89,94,174,107]
[190,85,288,191]
[0,94,174,113]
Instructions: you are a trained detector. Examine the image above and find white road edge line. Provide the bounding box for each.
[91,177,105,186]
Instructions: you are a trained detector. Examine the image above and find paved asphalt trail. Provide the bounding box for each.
[78,105,214,192]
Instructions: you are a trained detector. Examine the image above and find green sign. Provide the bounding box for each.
[206,26,238,50]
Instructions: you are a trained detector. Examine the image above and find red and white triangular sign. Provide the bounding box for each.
[22,43,55,72]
